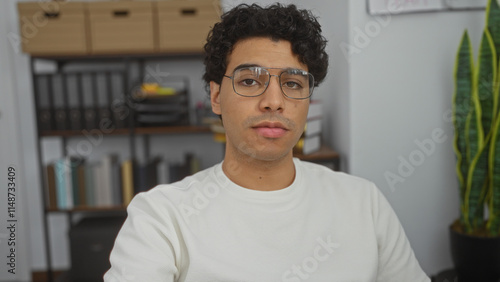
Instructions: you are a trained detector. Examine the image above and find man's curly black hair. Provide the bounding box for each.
[203,3,329,91]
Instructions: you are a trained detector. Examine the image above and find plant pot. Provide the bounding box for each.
[450,226,500,282]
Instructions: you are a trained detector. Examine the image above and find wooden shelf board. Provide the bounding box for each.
[46,205,126,213]
[31,51,204,62]
[135,125,211,135]
[40,125,212,137]
[40,128,130,137]
[294,144,339,161]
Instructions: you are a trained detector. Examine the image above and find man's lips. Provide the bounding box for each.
[252,122,289,138]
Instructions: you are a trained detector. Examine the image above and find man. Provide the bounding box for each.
[105,3,430,282]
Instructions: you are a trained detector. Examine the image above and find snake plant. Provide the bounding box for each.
[453,0,500,236]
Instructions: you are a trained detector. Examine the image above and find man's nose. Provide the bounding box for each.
[259,75,284,112]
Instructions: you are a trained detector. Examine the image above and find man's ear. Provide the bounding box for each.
[210,81,222,115]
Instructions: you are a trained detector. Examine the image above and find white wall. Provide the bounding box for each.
[346,1,484,275]
[0,1,32,280]
[294,0,486,276]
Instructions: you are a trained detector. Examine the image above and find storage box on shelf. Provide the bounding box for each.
[17,0,222,56]
[17,2,89,55]
[157,0,221,52]
[88,1,156,54]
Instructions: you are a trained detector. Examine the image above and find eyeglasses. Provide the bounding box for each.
[223,67,314,100]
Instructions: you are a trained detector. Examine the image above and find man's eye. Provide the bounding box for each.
[240,79,258,86]
[283,81,302,89]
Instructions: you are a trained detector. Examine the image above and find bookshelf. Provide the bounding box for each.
[31,52,214,282]
[39,125,211,137]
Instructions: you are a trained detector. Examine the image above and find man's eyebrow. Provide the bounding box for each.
[230,64,308,73]
[232,63,262,72]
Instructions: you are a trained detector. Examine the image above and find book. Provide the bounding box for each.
[307,100,323,120]
[146,158,160,191]
[93,163,105,207]
[110,72,127,129]
[121,160,134,206]
[134,158,160,193]
[36,76,54,131]
[157,159,169,184]
[296,100,323,155]
[54,108,68,131]
[69,108,83,131]
[38,109,53,132]
[54,159,67,209]
[67,73,83,131]
[84,108,97,130]
[71,161,79,206]
[77,164,87,207]
[100,155,117,206]
[52,74,67,130]
[112,106,127,129]
[167,153,201,183]
[296,107,323,155]
[188,154,201,175]
[54,158,74,209]
[168,163,183,183]
[98,107,112,127]
[85,163,96,207]
[64,158,74,209]
[294,135,321,155]
[45,164,57,210]
[111,160,122,206]
[303,118,322,137]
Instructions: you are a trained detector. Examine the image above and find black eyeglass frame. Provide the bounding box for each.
[222,67,315,100]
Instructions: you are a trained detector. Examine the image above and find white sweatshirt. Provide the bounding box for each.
[104,158,430,282]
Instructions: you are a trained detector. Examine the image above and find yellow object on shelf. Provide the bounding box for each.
[156,87,176,96]
[213,133,226,143]
[141,83,159,93]
[140,83,176,96]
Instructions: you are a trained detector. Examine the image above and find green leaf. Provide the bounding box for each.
[453,30,474,205]
[488,114,500,235]
[464,105,488,232]
[462,29,497,232]
[477,29,497,137]
[485,0,500,236]
[487,0,500,61]
[456,0,500,236]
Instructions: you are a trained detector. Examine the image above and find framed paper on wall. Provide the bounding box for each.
[367,0,487,15]
[367,0,444,15]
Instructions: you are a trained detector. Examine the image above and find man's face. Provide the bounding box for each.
[210,37,310,162]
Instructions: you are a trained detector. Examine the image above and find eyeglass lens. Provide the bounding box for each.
[233,67,313,99]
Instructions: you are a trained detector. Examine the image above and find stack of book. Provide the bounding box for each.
[294,100,323,155]
[45,155,133,210]
[44,153,202,210]
[154,153,201,186]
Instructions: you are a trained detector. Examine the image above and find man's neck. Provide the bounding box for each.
[221,150,296,191]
